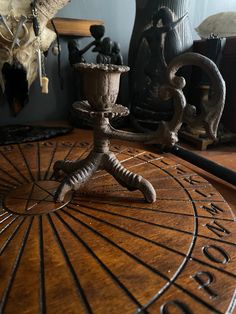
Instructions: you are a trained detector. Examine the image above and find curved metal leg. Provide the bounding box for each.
[103,152,156,203]
[54,153,102,202]
[53,159,86,179]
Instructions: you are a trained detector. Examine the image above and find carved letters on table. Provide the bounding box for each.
[0,143,235,313]
[159,198,234,313]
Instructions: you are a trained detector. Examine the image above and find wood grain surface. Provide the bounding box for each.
[0,131,235,314]
[48,18,104,37]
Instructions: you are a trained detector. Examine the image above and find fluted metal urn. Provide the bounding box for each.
[77,63,129,111]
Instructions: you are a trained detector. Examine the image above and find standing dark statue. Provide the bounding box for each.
[131,7,187,130]
[142,8,186,83]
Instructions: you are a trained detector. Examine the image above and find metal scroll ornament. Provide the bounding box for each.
[53,53,225,203]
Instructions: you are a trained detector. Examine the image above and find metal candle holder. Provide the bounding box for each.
[53,53,225,203]
[54,63,158,203]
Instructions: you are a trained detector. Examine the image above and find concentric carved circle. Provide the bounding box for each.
[0,141,235,314]
[3,181,72,216]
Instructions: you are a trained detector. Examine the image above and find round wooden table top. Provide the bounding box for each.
[0,141,235,314]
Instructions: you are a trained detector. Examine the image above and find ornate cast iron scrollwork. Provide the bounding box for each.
[165,52,225,141]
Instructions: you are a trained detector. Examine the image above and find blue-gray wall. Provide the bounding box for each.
[0,0,235,125]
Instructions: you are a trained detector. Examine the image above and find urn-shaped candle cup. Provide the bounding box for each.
[75,63,129,111]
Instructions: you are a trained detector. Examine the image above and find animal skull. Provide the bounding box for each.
[0,0,70,114]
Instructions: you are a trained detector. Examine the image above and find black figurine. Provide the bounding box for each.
[68,40,86,66]
[96,37,113,64]
[130,7,187,131]
[141,7,186,84]
[111,41,123,65]
[67,25,123,66]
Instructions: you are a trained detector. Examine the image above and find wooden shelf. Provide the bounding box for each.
[48,17,104,37]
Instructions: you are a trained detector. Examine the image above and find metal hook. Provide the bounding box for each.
[11,15,28,50]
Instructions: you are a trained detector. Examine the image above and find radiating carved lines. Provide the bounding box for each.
[0,213,13,224]
[47,214,93,314]
[0,150,29,183]
[67,204,191,257]
[43,143,58,180]
[0,177,17,190]
[38,216,46,314]
[0,217,26,256]
[66,205,236,280]
[0,216,19,236]
[54,211,143,309]
[75,198,234,222]
[0,211,8,218]
[70,202,193,235]
[62,208,220,314]
[0,167,23,186]
[17,144,35,182]
[0,217,33,313]
[74,201,236,247]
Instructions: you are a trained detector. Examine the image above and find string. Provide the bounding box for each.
[50,19,64,90]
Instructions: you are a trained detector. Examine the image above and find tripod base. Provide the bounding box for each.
[53,101,156,203]
[53,150,156,203]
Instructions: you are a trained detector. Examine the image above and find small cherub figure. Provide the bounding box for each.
[96,37,113,64]
[68,40,85,66]
[111,41,123,65]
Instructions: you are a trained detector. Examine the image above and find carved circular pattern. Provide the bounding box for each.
[0,141,235,314]
[3,181,72,216]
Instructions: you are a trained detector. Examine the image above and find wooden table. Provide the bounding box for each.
[0,128,235,314]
